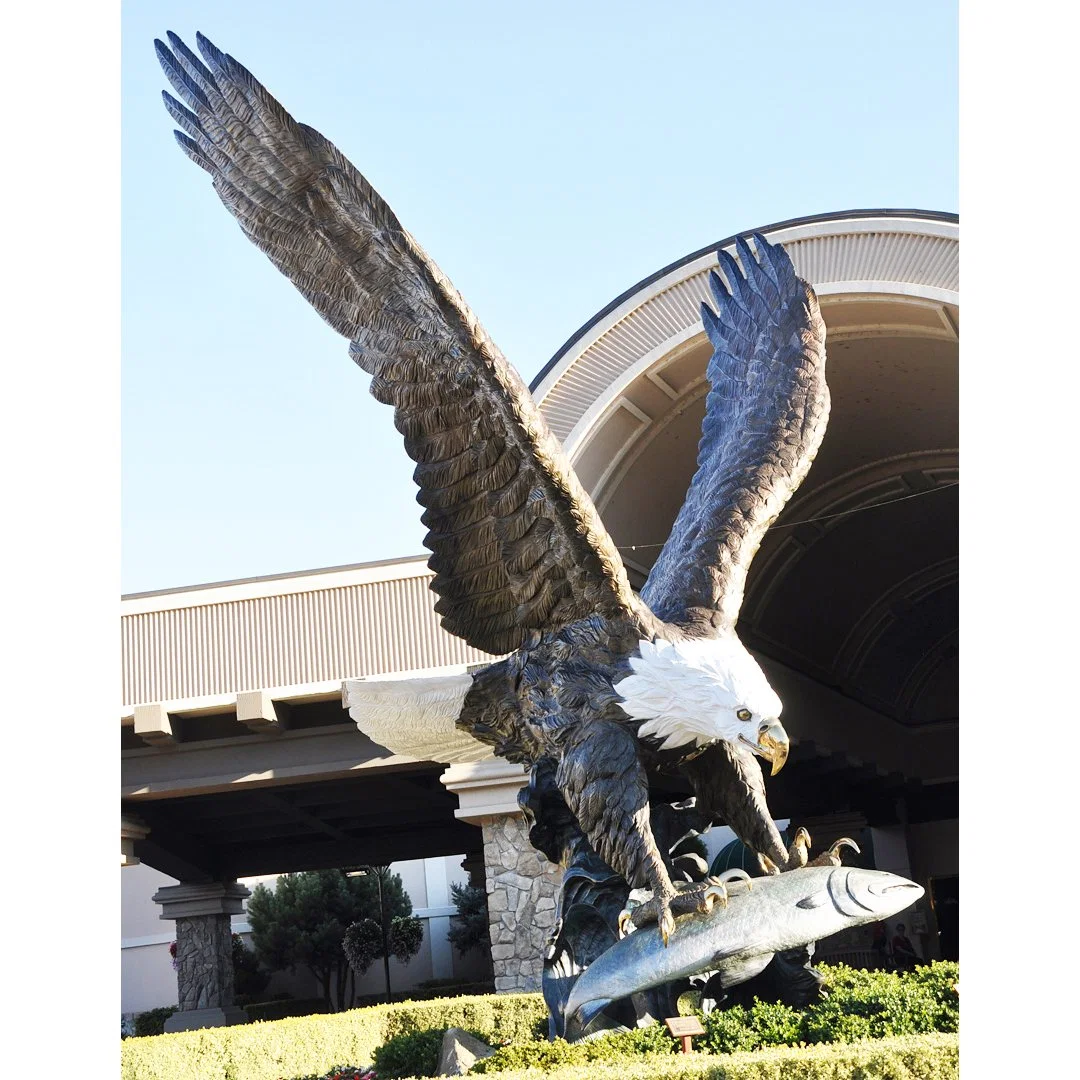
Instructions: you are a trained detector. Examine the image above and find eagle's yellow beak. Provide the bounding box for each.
[756,720,789,776]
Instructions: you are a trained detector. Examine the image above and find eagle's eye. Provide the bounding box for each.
[736,708,752,721]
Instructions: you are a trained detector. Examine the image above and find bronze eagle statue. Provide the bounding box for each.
[156,32,842,943]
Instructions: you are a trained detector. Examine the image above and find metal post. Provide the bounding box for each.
[377,868,392,1003]
[349,865,394,1004]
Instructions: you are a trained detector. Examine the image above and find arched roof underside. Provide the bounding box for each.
[533,211,957,802]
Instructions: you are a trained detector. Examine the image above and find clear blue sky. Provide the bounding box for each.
[122,0,957,594]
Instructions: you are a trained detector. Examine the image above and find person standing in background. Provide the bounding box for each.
[891,922,919,971]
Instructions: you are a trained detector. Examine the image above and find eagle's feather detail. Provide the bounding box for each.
[343,674,491,764]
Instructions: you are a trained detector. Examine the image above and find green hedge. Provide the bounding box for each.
[131,1006,178,1038]
[473,1022,680,1073]
[470,962,956,1075]
[373,1028,462,1078]
[350,980,496,1009]
[119,993,547,1080]
[240,1034,959,1080]
[243,998,334,1023]
[121,964,958,1080]
[458,1034,958,1080]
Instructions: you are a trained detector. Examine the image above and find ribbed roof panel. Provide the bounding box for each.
[538,221,958,441]
[121,572,495,707]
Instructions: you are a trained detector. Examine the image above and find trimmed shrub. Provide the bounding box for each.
[700,999,807,1054]
[445,882,490,956]
[374,993,546,1045]
[371,1028,453,1078]
[462,1034,958,1080]
[475,963,957,1070]
[120,992,547,1080]
[233,933,272,1002]
[692,961,958,1052]
[121,965,957,1080]
[474,1022,681,1073]
[282,1069,373,1080]
[798,961,958,1044]
[345,980,497,1009]
[243,997,333,1023]
[132,1006,177,1038]
[416,976,495,995]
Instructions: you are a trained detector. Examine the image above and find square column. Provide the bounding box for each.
[442,761,562,993]
[152,881,251,1032]
[480,813,561,992]
[121,813,150,868]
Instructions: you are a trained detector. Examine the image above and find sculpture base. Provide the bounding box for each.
[163,1006,249,1032]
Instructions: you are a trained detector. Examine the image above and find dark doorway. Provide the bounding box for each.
[930,875,958,962]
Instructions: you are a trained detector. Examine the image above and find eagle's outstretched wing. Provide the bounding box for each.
[640,235,828,634]
[155,32,650,656]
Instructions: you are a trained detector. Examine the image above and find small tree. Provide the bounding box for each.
[341,865,423,1001]
[446,882,490,956]
[247,868,413,1010]
[231,933,270,1002]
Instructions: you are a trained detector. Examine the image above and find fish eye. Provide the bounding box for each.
[736,708,752,721]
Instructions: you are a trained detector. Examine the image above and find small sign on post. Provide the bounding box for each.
[665,1015,706,1054]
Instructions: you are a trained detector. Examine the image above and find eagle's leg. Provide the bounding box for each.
[758,831,861,874]
[758,826,811,874]
[554,720,681,944]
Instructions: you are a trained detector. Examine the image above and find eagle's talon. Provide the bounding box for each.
[703,883,727,910]
[710,868,752,895]
[659,903,676,946]
[808,837,860,866]
[786,826,812,869]
[617,907,635,938]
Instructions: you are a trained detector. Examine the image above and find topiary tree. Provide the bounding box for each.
[341,865,424,1001]
[246,867,414,1010]
[231,933,271,1003]
[446,881,490,956]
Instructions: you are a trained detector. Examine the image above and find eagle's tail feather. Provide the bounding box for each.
[342,673,493,764]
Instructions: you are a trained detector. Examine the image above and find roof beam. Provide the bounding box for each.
[133,703,178,747]
[122,725,430,800]
[255,792,354,844]
[131,827,219,883]
[236,690,290,734]
[210,822,479,879]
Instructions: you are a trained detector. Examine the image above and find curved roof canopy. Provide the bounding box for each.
[533,210,957,746]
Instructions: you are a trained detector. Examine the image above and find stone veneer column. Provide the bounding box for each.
[442,760,563,993]
[152,880,251,1032]
[121,813,150,867]
[481,813,561,992]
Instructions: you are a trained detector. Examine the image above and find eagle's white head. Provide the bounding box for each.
[613,636,789,773]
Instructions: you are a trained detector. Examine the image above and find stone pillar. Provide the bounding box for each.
[442,760,563,993]
[481,813,561,992]
[152,880,251,1032]
[121,813,150,867]
[460,851,486,889]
